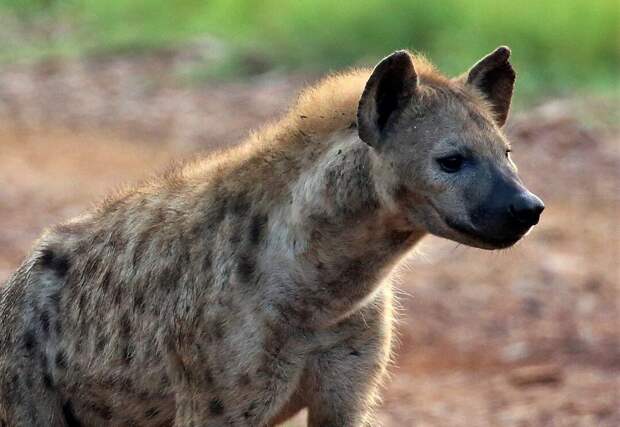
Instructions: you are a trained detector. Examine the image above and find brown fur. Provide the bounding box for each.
[0,47,540,427]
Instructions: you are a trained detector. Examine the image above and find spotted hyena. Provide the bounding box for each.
[0,46,543,426]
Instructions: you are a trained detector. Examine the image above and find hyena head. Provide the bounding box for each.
[358,47,544,249]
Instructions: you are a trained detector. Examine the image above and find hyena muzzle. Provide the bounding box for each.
[0,46,542,426]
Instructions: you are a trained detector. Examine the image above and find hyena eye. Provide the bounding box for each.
[437,154,465,173]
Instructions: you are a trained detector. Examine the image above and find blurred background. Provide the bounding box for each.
[0,1,618,426]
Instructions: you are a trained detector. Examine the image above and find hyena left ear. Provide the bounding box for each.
[465,46,516,127]
[358,50,418,146]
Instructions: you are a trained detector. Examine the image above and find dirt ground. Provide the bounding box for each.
[0,53,618,426]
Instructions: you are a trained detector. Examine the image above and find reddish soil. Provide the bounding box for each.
[0,54,618,426]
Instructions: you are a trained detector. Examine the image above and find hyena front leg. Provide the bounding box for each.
[0,364,66,427]
[306,315,392,427]
[0,258,68,426]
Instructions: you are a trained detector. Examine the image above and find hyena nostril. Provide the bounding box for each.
[509,193,544,226]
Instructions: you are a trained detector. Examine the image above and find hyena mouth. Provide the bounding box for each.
[427,201,523,249]
[444,217,523,249]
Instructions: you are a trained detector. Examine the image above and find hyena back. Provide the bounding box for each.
[0,46,543,426]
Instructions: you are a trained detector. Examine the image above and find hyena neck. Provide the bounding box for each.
[282,134,424,327]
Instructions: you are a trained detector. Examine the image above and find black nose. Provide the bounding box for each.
[509,192,544,227]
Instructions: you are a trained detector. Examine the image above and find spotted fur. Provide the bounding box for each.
[0,47,531,426]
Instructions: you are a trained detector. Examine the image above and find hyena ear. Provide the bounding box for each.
[465,46,516,127]
[358,50,418,146]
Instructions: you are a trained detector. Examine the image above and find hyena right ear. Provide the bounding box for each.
[465,46,516,127]
[358,50,418,146]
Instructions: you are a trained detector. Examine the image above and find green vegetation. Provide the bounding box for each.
[0,0,618,98]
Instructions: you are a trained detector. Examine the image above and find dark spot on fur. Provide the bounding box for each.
[275,300,312,324]
[77,318,90,340]
[96,332,107,352]
[350,349,361,356]
[0,377,13,406]
[43,372,53,388]
[78,293,88,314]
[202,250,212,272]
[205,368,214,385]
[208,187,228,227]
[49,290,61,310]
[109,228,126,251]
[388,230,412,246]
[87,401,112,420]
[145,407,160,419]
[159,266,180,290]
[120,313,131,337]
[263,317,289,358]
[9,374,19,394]
[244,401,257,419]
[394,184,411,202]
[62,401,82,427]
[229,192,250,217]
[50,292,63,335]
[236,253,255,282]
[229,232,242,245]
[160,375,170,388]
[40,310,50,337]
[112,286,123,306]
[123,418,140,427]
[132,235,150,267]
[55,351,67,369]
[54,319,62,336]
[210,318,225,341]
[23,330,36,352]
[238,373,252,386]
[119,378,134,393]
[40,354,53,388]
[327,257,376,299]
[119,314,132,364]
[121,343,133,365]
[24,371,35,389]
[134,290,144,313]
[99,408,113,421]
[100,270,112,291]
[81,253,100,282]
[40,248,70,277]
[209,398,225,416]
[249,214,267,244]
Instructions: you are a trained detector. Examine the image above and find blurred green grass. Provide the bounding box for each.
[0,0,618,99]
